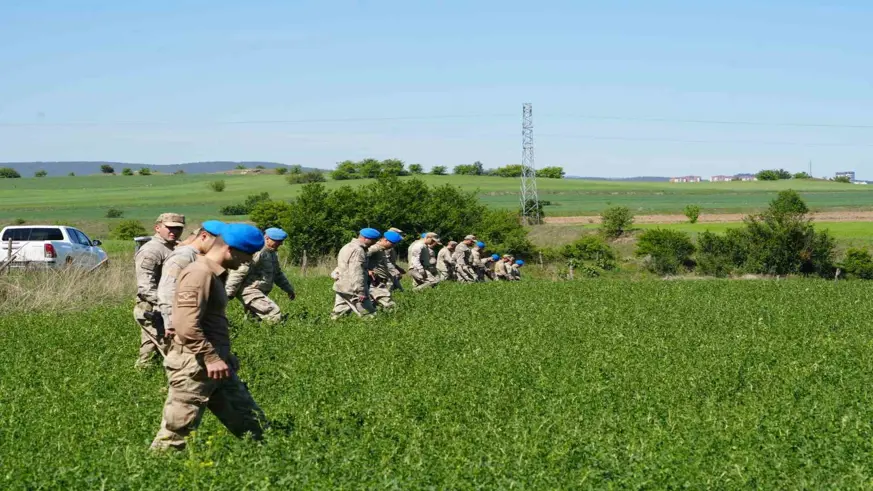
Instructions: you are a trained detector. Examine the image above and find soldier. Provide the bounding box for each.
[511,259,524,280]
[408,232,441,290]
[494,254,513,281]
[426,236,440,278]
[485,253,500,281]
[332,228,380,319]
[151,223,267,451]
[470,241,492,281]
[367,230,403,310]
[436,240,457,281]
[134,213,185,369]
[386,227,406,291]
[157,220,225,338]
[225,228,295,323]
[453,235,478,283]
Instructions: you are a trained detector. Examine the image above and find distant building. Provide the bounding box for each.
[670,176,702,183]
[710,175,733,182]
[836,171,856,182]
[710,173,757,182]
[734,173,757,182]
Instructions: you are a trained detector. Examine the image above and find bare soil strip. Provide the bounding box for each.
[545,211,873,225]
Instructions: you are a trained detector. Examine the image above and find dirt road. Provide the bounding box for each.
[545,211,873,225]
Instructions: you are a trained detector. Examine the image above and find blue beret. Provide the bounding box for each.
[222,223,265,254]
[360,228,381,239]
[384,231,402,244]
[265,227,288,241]
[476,241,485,248]
[202,220,225,236]
[491,254,500,261]
[421,232,427,238]
[516,259,525,266]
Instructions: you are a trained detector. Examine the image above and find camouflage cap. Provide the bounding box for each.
[464,234,477,241]
[447,240,458,247]
[388,227,404,234]
[425,232,440,243]
[156,213,185,227]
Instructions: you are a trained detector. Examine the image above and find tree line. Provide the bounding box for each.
[328,159,565,181]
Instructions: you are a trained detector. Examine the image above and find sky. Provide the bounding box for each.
[1,0,871,178]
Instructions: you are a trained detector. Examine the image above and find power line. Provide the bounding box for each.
[537,133,873,148]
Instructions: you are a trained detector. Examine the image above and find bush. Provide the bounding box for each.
[174,170,186,175]
[431,166,447,176]
[68,172,75,177]
[841,248,873,279]
[287,171,326,184]
[236,164,247,170]
[561,235,616,270]
[105,208,124,218]
[833,176,852,184]
[255,165,266,170]
[696,231,740,277]
[536,166,565,179]
[409,164,424,174]
[121,168,133,176]
[34,170,47,178]
[13,218,26,225]
[476,209,536,257]
[250,200,293,231]
[100,164,115,174]
[684,204,701,224]
[600,206,634,239]
[636,229,696,275]
[219,204,248,216]
[0,167,21,178]
[756,169,791,181]
[493,165,524,178]
[275,167,288,175]
[220,192,272,216]
[793,172,811,179]
[110,220,148,240]
[208,180,226,192]
[454,162,484,175]
[138,168,151,176]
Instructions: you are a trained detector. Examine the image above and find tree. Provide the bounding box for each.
[408,164,424,174]
[793,172,811,179]
[560,235,616,270]
[287,171,327,184]
[453,164,479,175]
[34,170,47,178]
[0,168,21,178]
[493,165,524,178]
[68,172,75,177]
[431,166,447,176]
[255,165,266,170]
[121,168,134,176]
[138,168,152,176]
[235,164,247,170]
[537,166,566,179]
[275,167,289,175]
[841,248,873,279]
[208,180,226,192]
[330,160,358,181]
[600,206,634,239]
[100,164,115,174]
[636,229,696,275]
[110,220,147,240]
[380,158,407,177]
[833,176,852,184]
[756,168,791,181]
[684,204,701,224]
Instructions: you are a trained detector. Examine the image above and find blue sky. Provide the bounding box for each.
[1,0,871,177]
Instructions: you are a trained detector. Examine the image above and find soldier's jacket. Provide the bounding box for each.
[135,234,175,306]
[510,264,522,280]
[427,246,437,268]
[173,255,230,365]
[387,247,402,278]
[225,247,294,300]
[452,242,476,279]
[408,240,430,272]
[470,248,485,271]
[157,245,199,327]
[367,243,393,283]
[334,239,368,295]
[436,247,455,274]
[494,260,511,280]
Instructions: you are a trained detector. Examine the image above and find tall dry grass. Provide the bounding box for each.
[0,261,134,314]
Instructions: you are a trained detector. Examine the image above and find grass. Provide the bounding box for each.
[1,174,870,235]
[3,278,873,487]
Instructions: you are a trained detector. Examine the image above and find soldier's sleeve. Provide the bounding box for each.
[135,249,160,304]
[349,247,366,294]
[408,244,424,271]
[273,255,295,294]
[173,269,220,364]
[224,263,249,298]
[157,257,185,323]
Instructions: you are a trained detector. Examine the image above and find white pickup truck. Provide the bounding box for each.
[0,225,108,269]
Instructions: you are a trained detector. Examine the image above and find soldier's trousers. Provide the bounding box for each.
[455,267,478,283]
[331,292,376,319]
[134,301,169,366]
[241,292,283,323]
[151,345,266,450]
[437,269,454,282]
[410,269,440,290]
[369,283,395,309]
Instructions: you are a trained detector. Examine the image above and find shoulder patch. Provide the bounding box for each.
[177,290,199,307]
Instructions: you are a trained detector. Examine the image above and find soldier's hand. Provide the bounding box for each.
[166,328,175,339]
[206,360,231,380]
[358,294,367,303]
[288,291,296,301]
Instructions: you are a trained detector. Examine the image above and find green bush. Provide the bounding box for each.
[841,248,873,279]
[0,167,21,178]
[100,164,115,174]
[121,168,133,176]
[833,176,852,184]
[208,180,226,192]
[696,231,740,277]
[110,220,148,240]
[536,166,565,179]
[219,204,248,216]
[287,171,327,184]
[431,166,447,176]
[173,169,185,175]
[561,235,616,270]
[236,164,247,170]
[493,165,524,178]
[220,192,272,216]
[684,204,701,224]
[68,172,75,177]
[453,162,484,175]
[408,164,424,174]
[600,206,634,239]
[137,168,152,176]
[275,167,289,175]
[34,170,47,178]
[13,218,26,225]
[636,228,696,275]
[105,208,124,218]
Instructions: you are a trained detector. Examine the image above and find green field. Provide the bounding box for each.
[1,174,871,230]
[3,278,873,488]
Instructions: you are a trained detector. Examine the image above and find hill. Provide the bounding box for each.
[0,161,322,177]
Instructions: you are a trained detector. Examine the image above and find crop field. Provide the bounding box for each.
[1,174,871,228]
[3,277,873,488]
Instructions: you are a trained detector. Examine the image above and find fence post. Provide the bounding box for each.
[6,238,11,261]
[301,249,308,277]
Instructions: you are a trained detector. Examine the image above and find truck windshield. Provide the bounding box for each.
[1,228,64,241]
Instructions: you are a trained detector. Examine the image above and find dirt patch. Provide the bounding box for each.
[545,211,873,225]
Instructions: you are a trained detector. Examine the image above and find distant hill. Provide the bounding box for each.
[0,161,322,177]
[567,176,671,182]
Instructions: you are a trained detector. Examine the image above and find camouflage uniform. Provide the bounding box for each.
[436,247,455,281]
[408,240,439,290]
[386,247,404,291]
[134,234,175,366]
[157,245,198,332]
[225,247,294,323]
[510,264,522,281]
[151,256,266,450]
[452,242,477,283]
[332,239,375,319]
[470,247,487,282]
[367,243,396,309]
[494,259,511,281]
